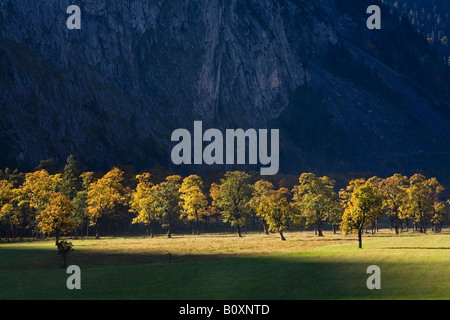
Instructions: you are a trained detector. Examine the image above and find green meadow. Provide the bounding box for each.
[0,230,448,300]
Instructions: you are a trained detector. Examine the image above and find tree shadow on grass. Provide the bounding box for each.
[1,245,448,300]
[0,246,273,270]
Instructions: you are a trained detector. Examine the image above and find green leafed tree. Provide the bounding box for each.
[340,178,383,248]
[216,171,254,238]
[404,174,444,233]
[71,171,94,237]
[380,174,409,234]
[152,175,182,238]
[61,155,83,200]
[292,173,341,236]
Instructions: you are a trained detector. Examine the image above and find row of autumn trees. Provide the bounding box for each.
[0,156,449,248]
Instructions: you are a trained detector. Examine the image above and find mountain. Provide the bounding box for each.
[384,0,450,60]
[1,0,450,182]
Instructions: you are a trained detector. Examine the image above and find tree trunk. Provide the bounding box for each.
[358,228,363,249]
[317,223,324,237]
[237,225,242,238]
[421,217,427,233]
[394,216,399,235]
[257,217,261,234]
[196,216,200,235]
[280,231,286,241]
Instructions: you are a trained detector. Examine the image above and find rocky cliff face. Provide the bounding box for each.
[1,0,450,180]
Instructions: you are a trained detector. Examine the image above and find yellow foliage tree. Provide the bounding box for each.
[130,173,160,237]
[37,192,77,244]
[180,175,208,234]
[18,170,63,238]
[21,170,63,213]
[431,201,449,232]
[259,188,293,240]
[86,167,129,239]
[0,180,20,240]
[249,180,274,235]
[207,183,223,232]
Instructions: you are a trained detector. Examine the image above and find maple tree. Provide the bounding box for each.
[0,161,448,242]
[0,180,19,240]
[404,174,444,233]
[179,175,208,235]
[86,167,129,239]
[152,175,182,238]
[431,200,449,232]
[292,173,341,237]
[37,192,76,244]
[249,180,275,235]
[215,171,254,238]
[379,174,409,234]
[340,178,383,248]
[259,188,293,240]
[130,173,159,238]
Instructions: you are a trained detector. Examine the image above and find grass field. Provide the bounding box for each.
[0,230,449,300]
